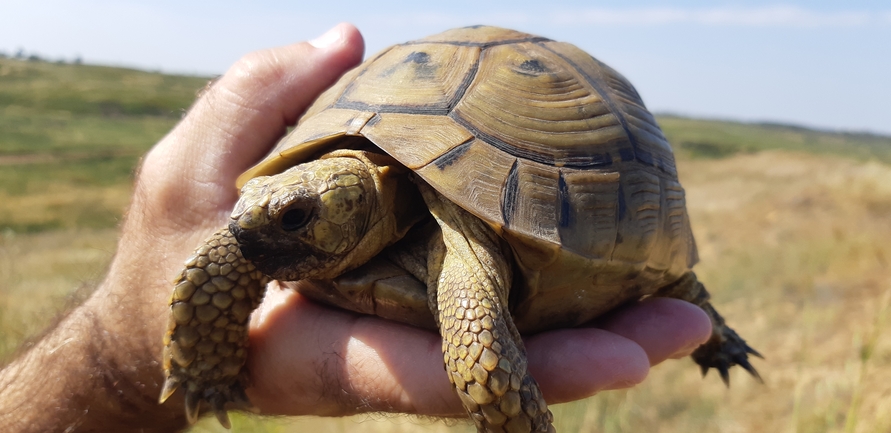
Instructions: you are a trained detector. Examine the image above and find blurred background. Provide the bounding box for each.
[1,1,890,432]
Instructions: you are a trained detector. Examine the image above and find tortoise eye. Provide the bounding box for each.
[281,207,311,231]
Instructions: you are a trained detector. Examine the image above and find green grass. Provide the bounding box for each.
[657,115,891,163]
[0,58,206,119]
[0,58,207,233]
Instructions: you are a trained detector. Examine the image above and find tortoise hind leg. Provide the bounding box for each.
[654,272,763,385]
[160,227,269,427]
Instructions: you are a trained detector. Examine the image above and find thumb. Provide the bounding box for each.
[140,23,365,229]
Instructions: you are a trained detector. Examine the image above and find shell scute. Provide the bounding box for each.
[541,41,677,176]
[452,42,631,168]
[414,139,514,229]
[335,43,480,114]
[556,169,621,259]
[360,113,473,169]
[498,159,561,244]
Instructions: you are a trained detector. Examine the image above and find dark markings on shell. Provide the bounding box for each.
[364,113,382,128]
[619,147,635,162]
[616,182,627,222]
[335,46,395,109]
[518,59,547,74]
[432,139,474,170]
[405,51,431,64]
[558,172,571,228]
[334,100,451,116]
[379,51,435,79]
[448,111,616,169]
[501,160,520,228]
[401,52,437,79]
[448,51,481,113]
[636,148,655,167]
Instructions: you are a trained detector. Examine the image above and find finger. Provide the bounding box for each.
[524,328,651,404]
[139,23,365,223]
[522,299,710,404]
[597,297,712,365]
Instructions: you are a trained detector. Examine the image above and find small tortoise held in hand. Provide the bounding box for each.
[160,26,761,432]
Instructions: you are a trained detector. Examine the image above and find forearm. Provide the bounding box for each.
[0,288,186,433]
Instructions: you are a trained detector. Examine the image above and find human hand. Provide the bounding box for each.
[245,288,711,417]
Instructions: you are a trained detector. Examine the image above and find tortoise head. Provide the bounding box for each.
[229,151,409,281]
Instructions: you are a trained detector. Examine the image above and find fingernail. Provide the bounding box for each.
[309,25,342,48]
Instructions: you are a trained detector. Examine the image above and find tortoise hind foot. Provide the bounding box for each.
[692,321,763,386]
[160,227,268,427]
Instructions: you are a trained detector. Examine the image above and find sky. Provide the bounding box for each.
[2,1,890,135]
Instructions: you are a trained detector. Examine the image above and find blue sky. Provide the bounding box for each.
[2,1,889,134]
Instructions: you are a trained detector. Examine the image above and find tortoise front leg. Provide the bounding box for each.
[421,184,554,433]
[654,272,762,385]
[159,227,268,427]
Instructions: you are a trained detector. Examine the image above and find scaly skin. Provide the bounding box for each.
[421,184,554,433]
[653,273,763,384]
[159,228,269,428]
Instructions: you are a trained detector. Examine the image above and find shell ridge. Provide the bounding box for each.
[430,137,476,170]
[448,111,618,169]
[403,36,552,48]
[445,46,483,113]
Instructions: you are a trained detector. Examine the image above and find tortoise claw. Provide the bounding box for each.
[737,356,763,383]
[184,391,201,425]
[747,345,765,359]
[211,395,232,429]
[717,362,731,387]
[158,376,180,404]
[692,326,762,385]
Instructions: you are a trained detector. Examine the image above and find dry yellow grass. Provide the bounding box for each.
[2,149,890,432]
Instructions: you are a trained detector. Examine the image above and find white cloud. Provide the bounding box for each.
[549,6,881,28]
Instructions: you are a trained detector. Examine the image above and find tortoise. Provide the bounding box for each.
[159,25,761,432]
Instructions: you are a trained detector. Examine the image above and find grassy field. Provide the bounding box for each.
[1,57,890,432]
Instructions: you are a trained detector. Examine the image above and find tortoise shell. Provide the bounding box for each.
[238,25,698,332]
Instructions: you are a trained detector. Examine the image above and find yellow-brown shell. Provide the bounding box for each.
[239,26,699,329]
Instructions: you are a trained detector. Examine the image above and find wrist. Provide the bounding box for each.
[76,266,188,431]
[0,278,186,432]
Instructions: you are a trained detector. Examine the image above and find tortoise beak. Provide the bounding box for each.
[228,218,328,282]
